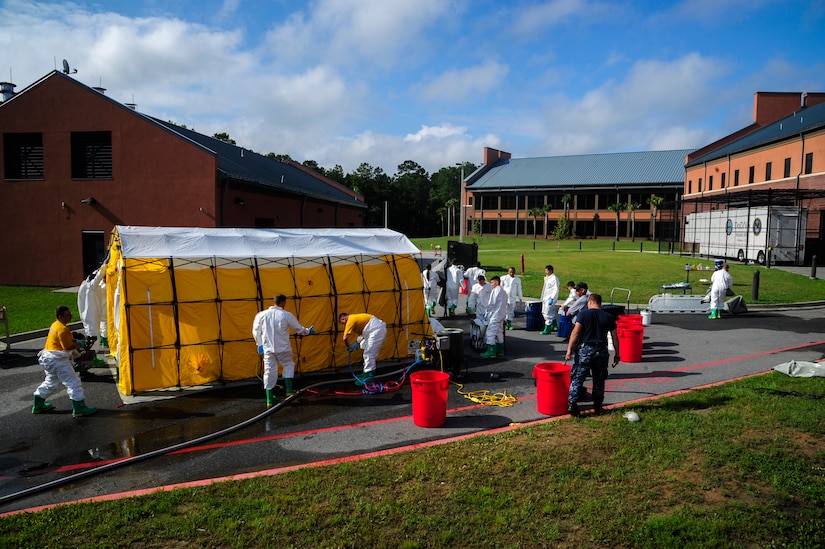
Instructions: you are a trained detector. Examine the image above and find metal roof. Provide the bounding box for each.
[467,149,693,191]
[686,101,825,168]
[151,119,365,208]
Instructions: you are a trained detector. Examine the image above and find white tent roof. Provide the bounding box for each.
[115,226,421,259]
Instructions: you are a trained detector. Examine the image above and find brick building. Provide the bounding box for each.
[0,71,366,286]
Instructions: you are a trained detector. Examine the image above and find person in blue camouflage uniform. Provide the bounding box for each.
[564,293,620,417]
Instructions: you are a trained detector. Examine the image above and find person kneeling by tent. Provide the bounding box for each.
[339,312,387,385]
[253,294,315,407]
[32,306,97,417]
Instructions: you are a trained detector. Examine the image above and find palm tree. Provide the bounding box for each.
[561,194,572,218]
[541,204,552,239]
[527,207,543,239]
[627,202,640,241]
[445,198,458,236]
[647,194,665,242]
[607,201,626,241]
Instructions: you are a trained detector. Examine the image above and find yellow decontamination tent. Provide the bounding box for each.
[103,226,430,396]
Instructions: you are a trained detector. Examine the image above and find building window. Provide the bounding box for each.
[71,131,112,179]
[765,162,772,181]
[3,132,44,179]
[526,194,544,209]
[783,157,792,178]
[708,175,713,190]
[748,166,755,184]
[721,172,726,188]
[805,152,813,174]
[733,169,739,187]
[698,178,702,192]
[577,194,594,210]
[500,195,517,210]
[688,180,692,194]
[481,195,497,210]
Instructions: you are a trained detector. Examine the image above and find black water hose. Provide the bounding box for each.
[0,360,429,509]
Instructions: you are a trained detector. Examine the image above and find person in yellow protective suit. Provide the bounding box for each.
[32,306,97,417]
[339,312,387,385]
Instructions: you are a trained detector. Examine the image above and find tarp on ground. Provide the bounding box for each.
[103,226,430,396]
[773,361,825,377]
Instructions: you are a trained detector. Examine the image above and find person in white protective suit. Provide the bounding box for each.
[480,276,508,358]
[501,267,523,330]
[708,263,732,319]
[32,306,97,417]
[252,294,315,407]
[467,274,492,319]
[540,265,560,334]
[445,258,463,316]
[463,262,485,312]
[422,263,439,317]
[77,268,108,348]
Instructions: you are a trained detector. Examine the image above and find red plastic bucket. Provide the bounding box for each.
[410,370,451,427]
[532,362,571,415]
[618,327,644,363]
[618,314,643,325]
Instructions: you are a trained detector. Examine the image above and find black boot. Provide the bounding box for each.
[567,401,580,417]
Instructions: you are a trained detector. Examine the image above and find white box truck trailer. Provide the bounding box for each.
[684,206,807,265]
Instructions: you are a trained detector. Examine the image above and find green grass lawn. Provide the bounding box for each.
[417,235,825,306]
[2,373,823,547]
[2,236,823,335]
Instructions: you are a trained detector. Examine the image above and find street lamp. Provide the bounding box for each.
[455,163,465,242]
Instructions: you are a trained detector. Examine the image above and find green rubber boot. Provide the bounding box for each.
[99,336,109,347]
[496,342,505,357]
[506,320,513,330]
[32,395,54,414]
[265,388,277,407]
[550,319,558,332]
[539,324,551,335]
[285,378,295,396]
[355,372,375,386]
[71,399,97,417]
[708,308,716,319]
[480,345,497,358]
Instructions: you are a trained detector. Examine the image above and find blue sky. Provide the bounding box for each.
[2,0,824,175]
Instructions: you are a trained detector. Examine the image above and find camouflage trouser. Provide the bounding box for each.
[568,344,609,407]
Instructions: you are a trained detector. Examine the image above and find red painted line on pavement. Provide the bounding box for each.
[4,338,822,516]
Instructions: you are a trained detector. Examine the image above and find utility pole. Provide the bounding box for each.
[456,163,465,242]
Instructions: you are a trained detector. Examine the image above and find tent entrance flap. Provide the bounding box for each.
[104,226,430,396]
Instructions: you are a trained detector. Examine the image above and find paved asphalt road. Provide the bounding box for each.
[1,279,824,515]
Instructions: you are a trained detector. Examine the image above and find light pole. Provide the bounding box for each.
[455,162,465,242]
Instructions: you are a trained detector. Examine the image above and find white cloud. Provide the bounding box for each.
[263,0,451,71]
[419,61,509,102]
[532,53,733,154]
[404,124,467,143]
[511,0,590,34]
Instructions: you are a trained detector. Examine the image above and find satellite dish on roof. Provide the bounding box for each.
[62,59,77,74]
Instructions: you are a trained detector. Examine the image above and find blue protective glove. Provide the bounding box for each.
[257,345,264,355]
[75,339,87,346]
[347,343,359,352]
[308,326,316,335]
[547,299,554,306]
